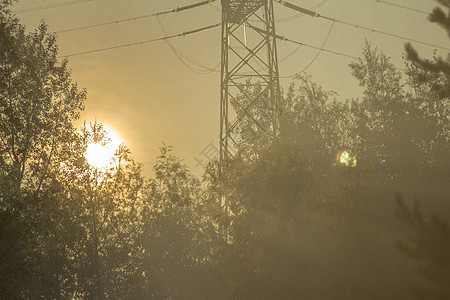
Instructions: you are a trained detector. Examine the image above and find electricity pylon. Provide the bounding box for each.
[218,0,281,240]
[219,0,281,166]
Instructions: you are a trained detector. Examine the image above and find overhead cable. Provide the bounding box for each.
[55,0,218,34]
[279,35,406,72]
[58,23,220,58]
[275,0,450,51]
[374,0,429,15]
[280,20,335,78]
[156,15,220,74]
[279,35,359,60]
[247,22,356,61]
[207,1,221,12]
[297,20,335,72]
[279,44,303,63]
[14,0,93,14]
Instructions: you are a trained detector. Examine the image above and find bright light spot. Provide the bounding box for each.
[338,150,357,167]
[85,125,123,169]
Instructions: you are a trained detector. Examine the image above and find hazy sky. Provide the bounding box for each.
[11,0,450,177]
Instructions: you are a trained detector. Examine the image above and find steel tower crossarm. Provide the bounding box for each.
[221,0,266,23]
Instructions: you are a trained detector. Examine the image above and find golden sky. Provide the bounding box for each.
[11,0,450,177]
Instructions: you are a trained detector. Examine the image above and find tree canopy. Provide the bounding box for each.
[1,0,449,299]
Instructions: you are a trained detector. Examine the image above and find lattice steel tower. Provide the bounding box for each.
[219,0,281,166]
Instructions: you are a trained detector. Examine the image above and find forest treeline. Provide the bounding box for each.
[1,0,449,299]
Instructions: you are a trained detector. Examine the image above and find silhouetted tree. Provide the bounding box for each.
[211,139,323,298]
[406,0,450,99]
[403,1,450,199]
[396,193,450,299]
[349,41,407,184]
[51,123,147,299]
[0,4,86,296]
[142,144,223,299]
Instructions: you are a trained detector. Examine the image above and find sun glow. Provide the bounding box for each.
[84,125,123,169]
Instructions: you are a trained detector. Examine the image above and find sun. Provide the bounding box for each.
[85,125,123,169]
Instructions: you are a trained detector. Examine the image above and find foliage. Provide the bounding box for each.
[0,5,86,297]
[207,39,450,299]
[405,1,450,98]
[396,194,450,299]
[1,0,449,298]
[398,3,450,296]
[349,42,406,178]
[211,139,315,299]
[141,144,223,299]
[61,124,147,299]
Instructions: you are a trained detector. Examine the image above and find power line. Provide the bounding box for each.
[298,20,335,72]
[321,15,450,51]
[144,5,324,76]
[55,0,218,34]
[279,44,303,63]
[246,21,357,60]
[14,0,93,14]
[58,23,220,58]
[280,36,358,60]
[275,0,450,51]
[244,24,404,78]
[207,2,221,12]
[276,0,329,23]
[280,20,335,78]
[156,15,220,74]
[374,0,429,15]
[279,34,406,72]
